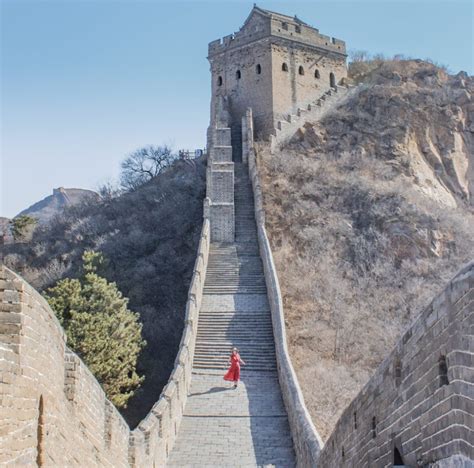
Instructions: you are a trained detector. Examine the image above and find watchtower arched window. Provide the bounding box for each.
[298,65,304,75]
[295,25,301,33]
[282,22,288,30]
[395,358,402,387]
[394,447,405,466]
[236,70,241,80]
[439,355,449,387]
[282,63,288,72]
[217,76,223,86]
[330,72,336,88]
[314,69,320,79]
[256,64,261,74]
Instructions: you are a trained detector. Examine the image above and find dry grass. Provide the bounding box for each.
[257,60,474,439]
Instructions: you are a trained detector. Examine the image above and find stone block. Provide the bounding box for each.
[210,145,232,162]
[214,128,231,146]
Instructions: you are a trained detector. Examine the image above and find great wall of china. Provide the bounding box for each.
[1,6,472,467]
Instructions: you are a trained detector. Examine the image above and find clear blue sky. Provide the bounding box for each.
[1,0,472,218]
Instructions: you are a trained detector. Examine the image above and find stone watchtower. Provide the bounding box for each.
[206,6,347,242]
[208,5,347,140]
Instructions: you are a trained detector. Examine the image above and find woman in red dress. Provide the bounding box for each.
[224,347,246,388]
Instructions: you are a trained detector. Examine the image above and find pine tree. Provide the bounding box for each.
[44,250,146,408]
[10,215,37,241]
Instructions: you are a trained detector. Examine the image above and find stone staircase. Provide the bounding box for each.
[273,84,355,145]
[195,164,276,373]
[167,161,295,466]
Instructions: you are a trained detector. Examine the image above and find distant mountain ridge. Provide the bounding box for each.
[17,187,98,224]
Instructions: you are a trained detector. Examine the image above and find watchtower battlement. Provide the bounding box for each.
[208,6,346,57]
[208,5,347,138]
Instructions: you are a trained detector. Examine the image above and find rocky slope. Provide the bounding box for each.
[0,218,10,235]
[258,60,473,439]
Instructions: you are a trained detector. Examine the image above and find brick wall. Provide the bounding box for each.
[270,43,347,123]
[0,217,210,466]
[210,39,275,138]
[317,261,474,467]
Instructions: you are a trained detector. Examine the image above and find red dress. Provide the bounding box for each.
[224,353,241,382]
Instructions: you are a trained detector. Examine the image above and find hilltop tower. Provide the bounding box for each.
[208,5,347,140]
[205,6,347,242]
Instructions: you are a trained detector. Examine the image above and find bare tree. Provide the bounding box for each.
[120,145,176,191]
[97,181,122,201]
[348,50,370,63]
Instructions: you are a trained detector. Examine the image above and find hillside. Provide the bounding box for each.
[0,217,9,235]
[1,157,206,426]
[258,60,474,439]
[17,187,99,225]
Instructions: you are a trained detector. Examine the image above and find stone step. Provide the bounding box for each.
[197,328,273,334]
[193,357,275,363]
[198,315,272,320]
[195,347,275,352]
[206,267,262,271]
[203,288,267,292]
[203,285,267,288]
[205,274,263,278]
[197,317,272,323]
[196,335,274,340]
[192,363,277,371]
[205,276,263,280]
[195,340,275,347]
[194,348,276,354]
[193,356,276,362]
[197,324,273,330]
[197,333,274,339]
[206,266,263,269]
[205,282,265,285]
[193,361,276,368]
[196,342,274,347]
[198,314,271,320]
[206,269,263,273]
[198,329,273,333]
[205,274,264,278]
[193,360,276,368]
[205,281,266,285]
[197,319,272,324]
[204,289,271,294]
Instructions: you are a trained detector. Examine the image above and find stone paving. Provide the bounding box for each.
[167,371,295,467]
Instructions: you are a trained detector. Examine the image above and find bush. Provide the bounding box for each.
[44,250,146,408]
[10,215,37,241]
